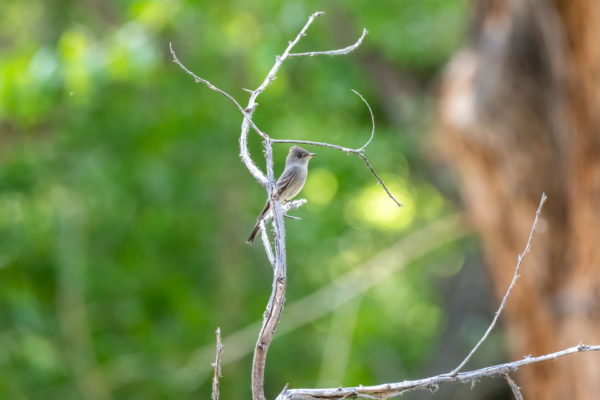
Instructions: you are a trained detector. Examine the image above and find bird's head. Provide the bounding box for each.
[287,145,316,166]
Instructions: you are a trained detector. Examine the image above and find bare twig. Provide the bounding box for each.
[169,43,252,132]
[356,152,402,207]
[275,344,600,400]
[352,89,375,152]
[289,29,368,57]
[169,42,270,187]
[211,328,224,400]
[449,193,547,376]
[504,373,524,400]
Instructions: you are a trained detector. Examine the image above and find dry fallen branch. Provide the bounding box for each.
[276,344,600,399]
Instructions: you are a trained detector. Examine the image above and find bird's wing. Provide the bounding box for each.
[276,166,299,195]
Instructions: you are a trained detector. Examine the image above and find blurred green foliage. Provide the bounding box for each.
[0,0,474,399]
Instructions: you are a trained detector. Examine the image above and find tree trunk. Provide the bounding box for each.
[437,0,600,399]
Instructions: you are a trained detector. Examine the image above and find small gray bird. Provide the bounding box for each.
[247,145,316,244]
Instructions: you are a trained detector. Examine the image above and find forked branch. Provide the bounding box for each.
[276,344,600,399]
[170,16,401,207]
[172,11,392,400]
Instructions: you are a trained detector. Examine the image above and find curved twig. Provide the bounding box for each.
[271,89,402,207]
[351,89,375,151]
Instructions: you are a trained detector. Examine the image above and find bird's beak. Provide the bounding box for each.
[308,153,317,158]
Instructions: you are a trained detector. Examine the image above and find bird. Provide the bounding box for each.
[247,145,316,244]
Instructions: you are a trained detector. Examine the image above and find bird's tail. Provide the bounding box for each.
[247,201,271,244]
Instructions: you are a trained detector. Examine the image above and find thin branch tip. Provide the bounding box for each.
[449,193,547,376]
[211,327,224,400]
[350,89,375,151]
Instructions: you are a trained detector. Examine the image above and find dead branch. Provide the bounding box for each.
[276,344,600,399]
[449,193,548,376]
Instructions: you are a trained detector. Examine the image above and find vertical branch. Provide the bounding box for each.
[251,139,288,400]
[211,328,224,400]
[244,11,368,400]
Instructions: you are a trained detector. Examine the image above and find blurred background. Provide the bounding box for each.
[1,0,599,399]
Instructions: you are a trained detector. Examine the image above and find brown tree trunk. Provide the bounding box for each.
[437,0,600,399]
